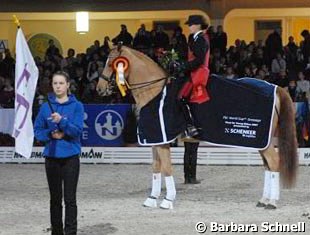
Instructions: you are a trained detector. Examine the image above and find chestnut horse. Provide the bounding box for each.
[97,46,298,210]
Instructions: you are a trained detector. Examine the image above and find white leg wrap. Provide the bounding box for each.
[165,176,176,201]
[160,198,173,209]
[262,170,271,199]
[150,173,161,198]
[143,197,157,208]
[270,172,280,201]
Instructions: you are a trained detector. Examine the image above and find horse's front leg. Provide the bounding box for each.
[157,144,176,209]
[143,146,162,208]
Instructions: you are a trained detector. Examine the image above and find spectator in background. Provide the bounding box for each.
[100,36,111,55]
[45,39,60,60]
[73,66,87,98]
[93,40,100,54]
[38,69,53,97]
[286,36,298,56]
[61,48,77,78]
[265,28,283,64]
[0,76,4,90]
[87,62,99,82]
[207,26,216,52]
[152,25,170,50]
[90,53,104,70]
[81,80,102,103]
[112,24,133,46]
[133,27,151,54]
[224,65,237,79]
[271,52,286,74]
[0,77,14,108]
[285,36,299,71]
[261,64,270,77]
[170,26,188,60]
[96,50,106,69]
[139,24,151,38]
[0,49,15,80]
[250,62,259,77]
[243,66,253,78]
[274,69,289,88]
[252,48,265,69]
[286,79,298,102]
[210,59,224,75]
[214,25,227,56]
[237,49,250,75]
[256,39,265,51]
[296,71,310,98]
[0,52,4,76]
[300,30,310,65]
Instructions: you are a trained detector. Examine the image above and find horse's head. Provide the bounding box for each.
[97,44,167,107]
[97,47,118,96]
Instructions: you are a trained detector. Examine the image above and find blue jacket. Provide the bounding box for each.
[34,94,84,158]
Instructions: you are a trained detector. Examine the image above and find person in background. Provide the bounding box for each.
[112,24,133,46]
[34,71,84,235]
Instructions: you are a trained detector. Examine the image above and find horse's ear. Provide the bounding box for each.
[108,40,114,49]
[117,41,123,51]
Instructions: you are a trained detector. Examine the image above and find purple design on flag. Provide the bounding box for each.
[13,64,31,138]
[17,63,30,89]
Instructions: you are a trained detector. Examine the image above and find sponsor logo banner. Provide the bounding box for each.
[82,104,131,146]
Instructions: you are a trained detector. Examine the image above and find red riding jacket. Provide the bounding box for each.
[178,31,210,104]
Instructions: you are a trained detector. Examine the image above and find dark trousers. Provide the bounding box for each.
[45,156,80,235]
[184,142,199,181]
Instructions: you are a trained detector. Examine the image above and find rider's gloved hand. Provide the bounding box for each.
[169,61,187,75]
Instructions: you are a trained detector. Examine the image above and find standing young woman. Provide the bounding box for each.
[34,71,84,235]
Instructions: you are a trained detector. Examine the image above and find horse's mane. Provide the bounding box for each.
[121,46,165,72]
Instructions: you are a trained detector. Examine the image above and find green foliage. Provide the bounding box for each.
[159,49,180,71]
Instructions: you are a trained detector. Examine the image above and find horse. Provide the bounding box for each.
[96,45,298,210]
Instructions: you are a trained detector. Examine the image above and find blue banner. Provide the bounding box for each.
[82,104,131,146]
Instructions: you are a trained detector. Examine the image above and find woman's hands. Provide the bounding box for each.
[51,130,65,139]
[51,112,62,123]
[50,112,64,139]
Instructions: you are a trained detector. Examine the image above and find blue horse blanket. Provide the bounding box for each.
[137,75,276,150]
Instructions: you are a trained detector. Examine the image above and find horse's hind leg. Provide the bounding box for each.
[258,145,280,209]
[143,146,162,208]
[157,144,176,209]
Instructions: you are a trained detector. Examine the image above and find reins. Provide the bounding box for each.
[128,77,168,90]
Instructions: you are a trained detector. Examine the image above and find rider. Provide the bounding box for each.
[175,15,210,138]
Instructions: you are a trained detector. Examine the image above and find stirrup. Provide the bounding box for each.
[185,125,200,138]
[143,196,157,208]
[160,198,174,210]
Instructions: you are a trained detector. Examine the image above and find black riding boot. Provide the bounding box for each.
[184,142,191,184]
[188,143,200,184]
[180,98,200,138]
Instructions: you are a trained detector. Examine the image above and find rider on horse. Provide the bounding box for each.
[173,15,210,138]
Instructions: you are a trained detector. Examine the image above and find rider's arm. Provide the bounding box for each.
[184,36,208,71]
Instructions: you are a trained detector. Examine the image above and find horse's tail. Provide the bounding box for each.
[277,87,298,188]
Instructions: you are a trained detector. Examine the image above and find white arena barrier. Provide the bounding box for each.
[0,147,310,165]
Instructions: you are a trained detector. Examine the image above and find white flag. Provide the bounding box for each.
[12,28,38,159]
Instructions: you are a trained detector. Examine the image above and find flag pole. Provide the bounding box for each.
[13,15,21,28]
